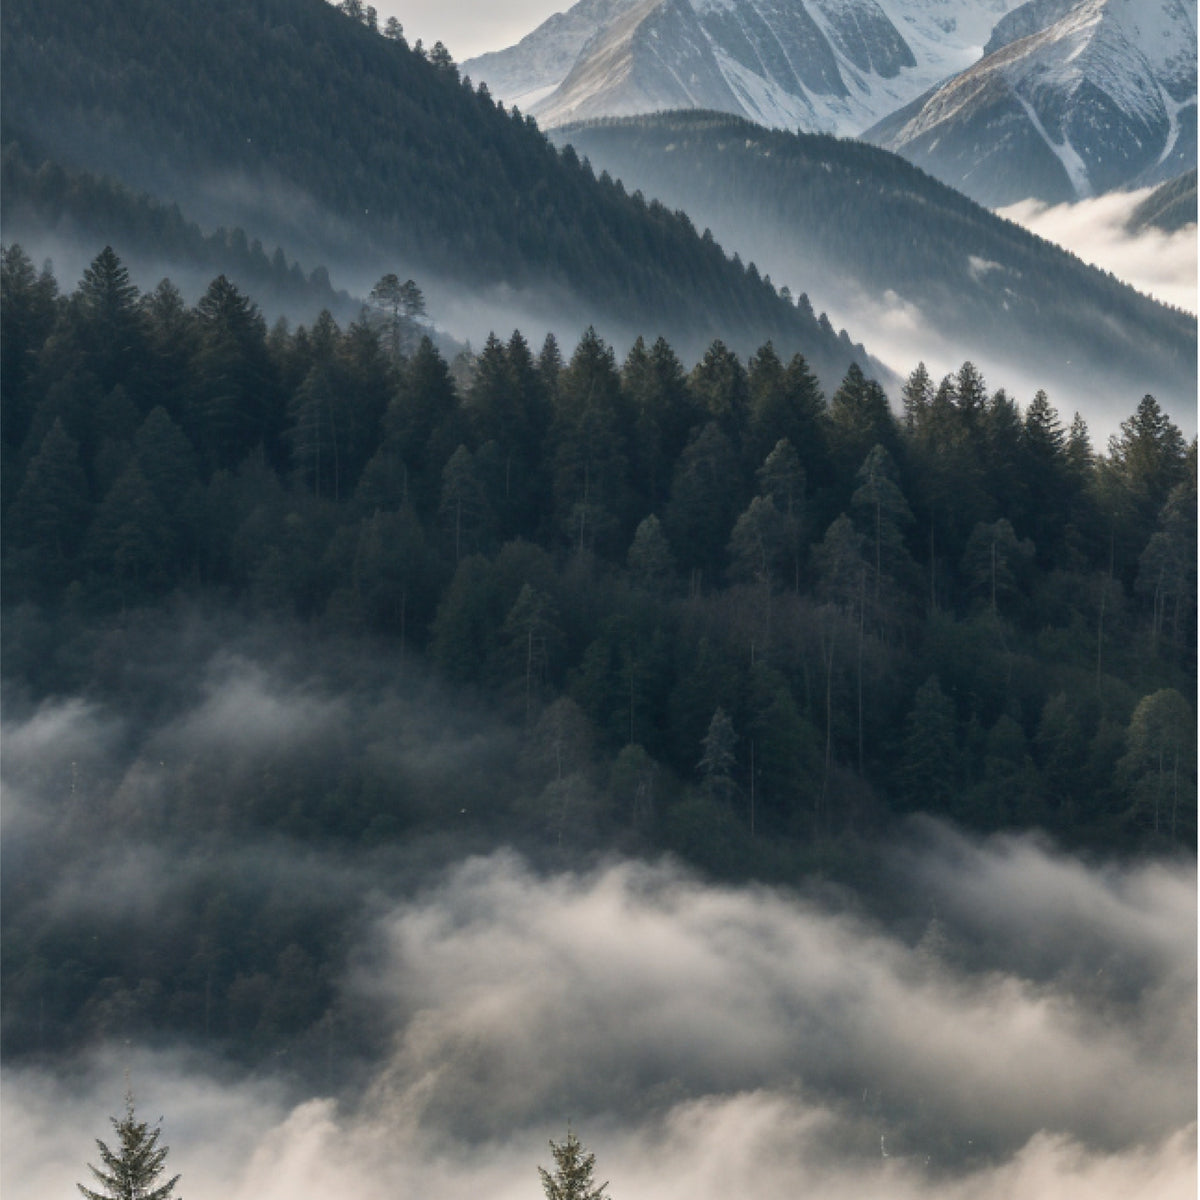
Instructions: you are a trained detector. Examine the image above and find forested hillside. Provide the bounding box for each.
[1128,168,1199,235]
[3,244,1195,1075]
[553,112,1198,423]
[0,0,873,378]
[1,142,363,325]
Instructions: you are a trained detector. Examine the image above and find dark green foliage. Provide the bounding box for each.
[1117,688,1196,841]
[387,336,463,516]
[898,675,958,810]
[1126,168,1197,235]
[190,275,278,470]
[553,111,1196,414]
[666,422,741,582]
[78,1091,180,1200]
[3,256,1195,1082]
[550,328,631,556]
[827,363,896,484]
[1,244,59,461]
[6,418,90,593]
[86,463,176,598]
[627,514,676,593]
[621,335,699,513]
[1,0,852,367]
[538,1128,609,1200]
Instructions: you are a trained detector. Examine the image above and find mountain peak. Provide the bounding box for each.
[866,0,1198,204]
[462,0,1027,136]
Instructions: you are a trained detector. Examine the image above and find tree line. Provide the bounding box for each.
[0,0,867,374]
[4,243,1194,854]
[2,245,1194,1072]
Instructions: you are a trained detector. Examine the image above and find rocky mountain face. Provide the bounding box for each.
[465,0,1196,206]
[864,0,1198,205]
[462,0,1021,136]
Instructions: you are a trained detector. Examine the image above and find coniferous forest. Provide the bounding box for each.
[1,2,1196,1191]
[2,241,1195,1082]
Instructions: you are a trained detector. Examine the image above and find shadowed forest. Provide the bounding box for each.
[1,241,1195,1087]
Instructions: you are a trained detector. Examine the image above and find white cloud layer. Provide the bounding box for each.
[998,192,1198,315]
[3,836,1193,1200]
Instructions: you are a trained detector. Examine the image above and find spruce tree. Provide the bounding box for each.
[538,1127,609,1200]
[79,1091,180,1200]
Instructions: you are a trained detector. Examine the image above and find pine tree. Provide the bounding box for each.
[538,1127,610,1200]
[78,1091,180,1200]
[698,706,738,804]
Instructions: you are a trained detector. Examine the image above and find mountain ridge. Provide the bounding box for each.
[0,0,881,382]
[864,0,1198,204]
[463,0,1023,137]
[553,109,1197,430]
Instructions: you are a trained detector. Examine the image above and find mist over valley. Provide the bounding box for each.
[1,1,1195,1197]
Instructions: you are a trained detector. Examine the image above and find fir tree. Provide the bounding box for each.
[538,1127,610,1200]
[78,1090,180,1200]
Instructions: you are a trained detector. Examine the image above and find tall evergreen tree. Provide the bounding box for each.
[900,362,932,433]
[550,327,630,554]
[698,706,738,804]
[621,334,696,511]
[690,338,748,448]
[78,1090,180,1200]
[386,335,463,514]
[827,362,894,483]
[1,243,59,455]
[6,417,90,591]
[191,274,276,470]
[74,246,145,396]
[898,675,958,810]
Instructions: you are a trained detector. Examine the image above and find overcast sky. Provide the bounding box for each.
[371,1,564,60]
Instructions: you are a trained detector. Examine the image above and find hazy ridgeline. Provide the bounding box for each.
[1,247,1195,1197]
[551,113,1198,435]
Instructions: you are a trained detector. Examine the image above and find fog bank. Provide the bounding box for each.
[998,192,1197,315]
[3,836,1193,1198]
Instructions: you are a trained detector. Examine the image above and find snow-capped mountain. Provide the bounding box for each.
[865,0,1197,205]
[461,0,1022,136]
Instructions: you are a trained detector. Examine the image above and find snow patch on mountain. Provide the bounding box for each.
[462,0,1029,136]
[867,0,1198,204]
[1015,91,1092,195]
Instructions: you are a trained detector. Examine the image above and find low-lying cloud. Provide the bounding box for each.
[1,628,1193,1198]
[998,192,1197,315]
[3,840,1193,1198]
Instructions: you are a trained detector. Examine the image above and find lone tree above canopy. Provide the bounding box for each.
[369,272,426,355]
[78,1090,180,1200]
[538,1127,610,1200]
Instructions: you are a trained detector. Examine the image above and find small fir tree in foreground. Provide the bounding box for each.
[538,1126,610,1200]
[78,1090,180,1200]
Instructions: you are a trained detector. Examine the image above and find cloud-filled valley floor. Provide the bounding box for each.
[3,823,1194,1194]
[1,629,1194,1199]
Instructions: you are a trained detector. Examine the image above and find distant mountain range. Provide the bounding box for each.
[554,110,1197,424]
[866,0,1197,204]
[465,0,1197,205]
[463,0,1022,135]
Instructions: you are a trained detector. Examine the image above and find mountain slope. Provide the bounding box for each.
[463,0,1022,136]
[865,0,1198,205]
[554,110,1197,427]
[1127,168,1198,234]
[0,0,876,379]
